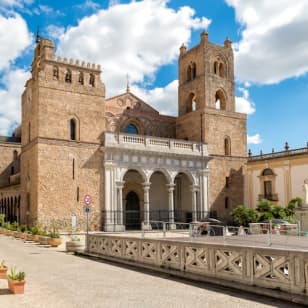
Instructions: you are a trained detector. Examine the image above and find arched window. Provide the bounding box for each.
[192,100,197,111]
[125,123,138,135]
[219,63,225,78]
[89,73,95,87]
[187,66,192,81]
[186,92,196,113]
[224,136,231,156]
[262,168,274,176]
[214,61,218,74]
[78,72,84,85]
[215,90,226,110]
[70,119,76,140]
[53,66,59,79]
[13,150,18,161]
[191,62,197,79]
[65,69,72,83]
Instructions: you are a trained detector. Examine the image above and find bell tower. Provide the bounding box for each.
[176,32,247,222]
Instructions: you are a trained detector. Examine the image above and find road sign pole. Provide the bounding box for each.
[86,209,89,252]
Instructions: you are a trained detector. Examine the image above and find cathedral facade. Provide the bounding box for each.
[0,32,247,231]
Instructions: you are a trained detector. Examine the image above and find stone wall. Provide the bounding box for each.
[87,234,308,305]
[0,141,21,187]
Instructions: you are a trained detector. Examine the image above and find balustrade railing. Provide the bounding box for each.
[104,132,207,155]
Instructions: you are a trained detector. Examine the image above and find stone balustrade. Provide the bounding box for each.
[104,132,208,156]
[88,234,308,304]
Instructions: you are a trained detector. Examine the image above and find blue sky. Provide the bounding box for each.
[0,0,307,155]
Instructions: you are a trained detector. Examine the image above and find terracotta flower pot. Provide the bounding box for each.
[8,279,26,294]
[38,236,50,245]
[31,234,39,242]
[0,266,8,279]
[48,238,62,247]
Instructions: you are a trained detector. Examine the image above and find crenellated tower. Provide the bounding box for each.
[176,32,247,222]
[20,38,105,227]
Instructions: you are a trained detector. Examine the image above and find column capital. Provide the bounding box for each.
[190,184,199,192]
[116,181,125,189]
[166,183,176,192]
[199,169,210,176]
[142,182,151,191]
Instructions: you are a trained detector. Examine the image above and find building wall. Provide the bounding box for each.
[0,142,21,187]
[246,152,308,208]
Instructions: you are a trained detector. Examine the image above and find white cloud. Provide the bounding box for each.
[226,0,308,84]
[0,69,30,135]
[0,13,32,71]
[74,0,100,11]
[132,80,178,116]
[247,133,262,145]
[235,87,255,114]
[55,0,210,105]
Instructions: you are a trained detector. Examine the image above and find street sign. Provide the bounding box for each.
[84,206,91,213]
[84,194,92,206]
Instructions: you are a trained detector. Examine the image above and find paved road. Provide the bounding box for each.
[0,235,304,308]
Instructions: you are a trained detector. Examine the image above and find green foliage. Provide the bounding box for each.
[30,226,39,235]
[256,199,273,213]
[7,267,25,281]
[0,260,7,269]
[288,197,303,208]
[48,220,60,238]
[0,214,5,226]
[255,198,297,223]
[231,205,257,226]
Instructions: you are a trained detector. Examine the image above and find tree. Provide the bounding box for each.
[231,205,257,226]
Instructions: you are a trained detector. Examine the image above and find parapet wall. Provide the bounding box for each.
[87,234,308,305]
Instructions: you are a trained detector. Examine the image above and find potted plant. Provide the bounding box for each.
[38,229,50,245]
[48,225,62,247]
[30,226,40,242]
[7,267,26,294]
[0,260,8,279]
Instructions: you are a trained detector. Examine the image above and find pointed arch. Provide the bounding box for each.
[53,66,59,80]
[215,89,227,110]
[186,92,197,113]
[187,65,192,81]
[65,69,72,83]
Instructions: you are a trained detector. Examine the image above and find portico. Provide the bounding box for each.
[102,132,212,231]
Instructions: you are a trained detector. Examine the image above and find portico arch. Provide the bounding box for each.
[123,170,144,230]
[149,171,169,221]
[174,172,198,222]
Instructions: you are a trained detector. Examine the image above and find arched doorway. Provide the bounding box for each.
[125,191,140,230]
[174,172,194,222]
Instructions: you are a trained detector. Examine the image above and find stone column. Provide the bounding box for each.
[115,181,125,231]
[200,169,210,220]
[104,162,113,231]
[190,185,198,222]
[142,182,151,230]
[167,184,176,229]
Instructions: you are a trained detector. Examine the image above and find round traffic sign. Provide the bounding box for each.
[84,194,92,206]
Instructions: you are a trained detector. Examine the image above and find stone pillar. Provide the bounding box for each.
[200,169,210,219]
[167,184,176,229]
[115,181,125,231]
[142,182,151,230]
[190,185,198,222]
[104,163,113,231]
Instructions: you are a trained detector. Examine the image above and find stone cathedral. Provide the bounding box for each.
[0,32,247,231]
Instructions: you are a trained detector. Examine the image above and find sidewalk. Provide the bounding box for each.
[0,235,302,308]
